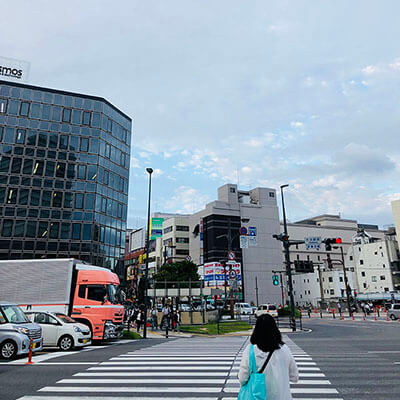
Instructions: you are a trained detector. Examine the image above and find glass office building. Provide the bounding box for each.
[0,80,131,271]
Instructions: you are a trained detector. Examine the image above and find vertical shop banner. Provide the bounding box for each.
[150,217,164,240]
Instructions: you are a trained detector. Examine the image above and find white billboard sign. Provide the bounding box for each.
[0,56,30,83]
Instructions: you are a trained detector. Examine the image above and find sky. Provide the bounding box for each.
[2,1,400,229]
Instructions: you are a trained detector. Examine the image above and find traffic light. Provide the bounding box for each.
[324,237,342,251]
[272,275,279,286]
[294,260,314,273]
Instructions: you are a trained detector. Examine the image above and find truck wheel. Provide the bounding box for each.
[58,335,74,351]
[390,314,397,321]
[0,340,17,360]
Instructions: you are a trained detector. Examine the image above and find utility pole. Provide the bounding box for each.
[273,185,304,332]
[255,276,259,307]
[279,272,285,307]
[340,246,352,317]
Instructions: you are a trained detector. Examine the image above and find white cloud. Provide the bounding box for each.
[362,65,379,75]
[163,186,211,214]
[290,121,303,128]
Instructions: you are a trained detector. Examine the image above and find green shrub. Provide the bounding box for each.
[122,330,142,340]
[278,306,301,318]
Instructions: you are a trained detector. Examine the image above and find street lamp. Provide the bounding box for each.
[280,184,296,331]
[142,167,153,339]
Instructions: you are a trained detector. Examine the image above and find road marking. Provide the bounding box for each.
[101,361,233,365]
[89,366,230,370]
[7,362,99,365]
[20,397,218,400]
[39,386,223,393]
[58,378,226,384]
[224,387,338,394]
[112,356,235,360]
[75,372,229,376]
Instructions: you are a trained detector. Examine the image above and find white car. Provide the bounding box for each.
[234,303,253,315]
[25,311,91,351]
[255,304,278,318]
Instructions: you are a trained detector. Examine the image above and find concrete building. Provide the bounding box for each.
[283,215,386,306]
[0,80,131,271]
[161,215,190,264]
[391,199,400,242]
[189,183,282,305]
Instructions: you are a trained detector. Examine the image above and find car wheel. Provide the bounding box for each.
[390,314,397,321]
[0,340,17,360]
[58,335,74,351]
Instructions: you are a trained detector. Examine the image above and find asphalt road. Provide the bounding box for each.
[293,317,400,400]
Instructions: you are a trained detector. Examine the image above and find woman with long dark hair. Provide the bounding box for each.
[238,314,298,399]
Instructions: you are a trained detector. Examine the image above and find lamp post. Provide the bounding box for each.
[280,184,296,331]
[142,167,153,339]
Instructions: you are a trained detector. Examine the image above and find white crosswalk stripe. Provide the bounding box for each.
[18,335,343,400]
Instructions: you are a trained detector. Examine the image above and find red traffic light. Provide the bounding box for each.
[335,238,342,244]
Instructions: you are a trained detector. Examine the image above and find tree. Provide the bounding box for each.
[153,261,200,287]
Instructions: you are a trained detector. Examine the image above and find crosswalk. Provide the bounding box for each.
[18,335,343,400]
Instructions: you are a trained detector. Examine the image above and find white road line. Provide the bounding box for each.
[112,357,235,360]
[101,361,233,365]
[39,386,223,393]
[296,362,317,365]
[75,372,229,376]
[226,379,330,385]
[7,362,99,365]
[20,397,219,400]
[89,366,230,370]
[223,387,339,394]
[58,378,226,384]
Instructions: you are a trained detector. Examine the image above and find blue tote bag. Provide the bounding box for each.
[238,345,274,400]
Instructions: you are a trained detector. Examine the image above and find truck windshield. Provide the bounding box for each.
[107,284,118,304]
[1,305,29,324]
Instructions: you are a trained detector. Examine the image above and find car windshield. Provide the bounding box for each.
[1,305,29,324]
[243,303,251,308]
[107,284,118,304]
[268,305,277,310]
[55,313,76,323]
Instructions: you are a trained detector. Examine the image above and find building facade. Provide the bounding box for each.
[189,184,283,305]
[0,80,131,271]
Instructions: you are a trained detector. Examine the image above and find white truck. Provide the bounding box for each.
[0,259,124,341]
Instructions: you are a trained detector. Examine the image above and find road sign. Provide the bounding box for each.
[239,226,248,235]
[229,270,237,279]
[240,236,248,249]
[304,236,322,250]
[248,227,257,236]
[228,251,236,260]
[248,236,257,247]
[185,255,192,262]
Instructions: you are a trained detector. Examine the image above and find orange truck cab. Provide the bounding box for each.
[0,259,125,341]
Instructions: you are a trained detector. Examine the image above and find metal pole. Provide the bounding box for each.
[281,184,296,332]
[255,276,259,307]
[279,272,285,307]
[317,264,325,308]
[340,246,352,317]
[142,168,153,339]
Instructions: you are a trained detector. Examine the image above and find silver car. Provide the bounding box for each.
[0,302,43,360]
[388,304,400,320]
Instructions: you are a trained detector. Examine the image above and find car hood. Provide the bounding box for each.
[12,322,41,331]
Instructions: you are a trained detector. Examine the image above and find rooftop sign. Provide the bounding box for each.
[0,56,30,83]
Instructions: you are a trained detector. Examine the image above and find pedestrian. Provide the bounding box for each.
[337,302,342,315]
[172,309,180,332]
[238,314,298,399]
[364,303,370,316]
[136,309,142,332]
[161,304,170,329]
[151,306,158,331]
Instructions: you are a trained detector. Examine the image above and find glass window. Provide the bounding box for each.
[22,159,32,175]
[91,112,100,128]
[0,98,7,113]
[41,191,51,207]
[72,223,81,239]
[44,161,55,177]
[56,162,66,178]
[38,132,48,147]
[59,135,68,149]
[62,108,71,122]
[25,221,37,238]
[38,222,48,238]
[82,111,91,125]
[52,191,63,208]
[60,223,70,239]
[63,192,73,208]
[30,103,40,118]
[14,220,25,237]
[80,137,89,152]
[0,156,10,173]
[41,104,51,120]
[87,165,97,181]
[33,160,44,175]
[30,190,40,206]
[67,164,75,179]
[84,193,95,210]
[49,133,58,148]
[78,165,86,180]
[8,99,19,115]
[89,138,99,154]
[69,135,78,150]
[82,224,92,240]
[2,220,13,236]
[103,169,109,185]
[27,130,37,146]
[11,158,22,174]
[15,129,25,144]
[105,144,111,158]
[4,127,14,144]
[20,102,30,116]
[71,109,82,124]
[75,193,84,209]
[51,106,61,121]
[40,209,50,218]
[18,189,29,205]
[49,222,59,239]
[6,188,17,204]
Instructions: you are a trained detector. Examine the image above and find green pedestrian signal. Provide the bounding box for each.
[272,275,279,286]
